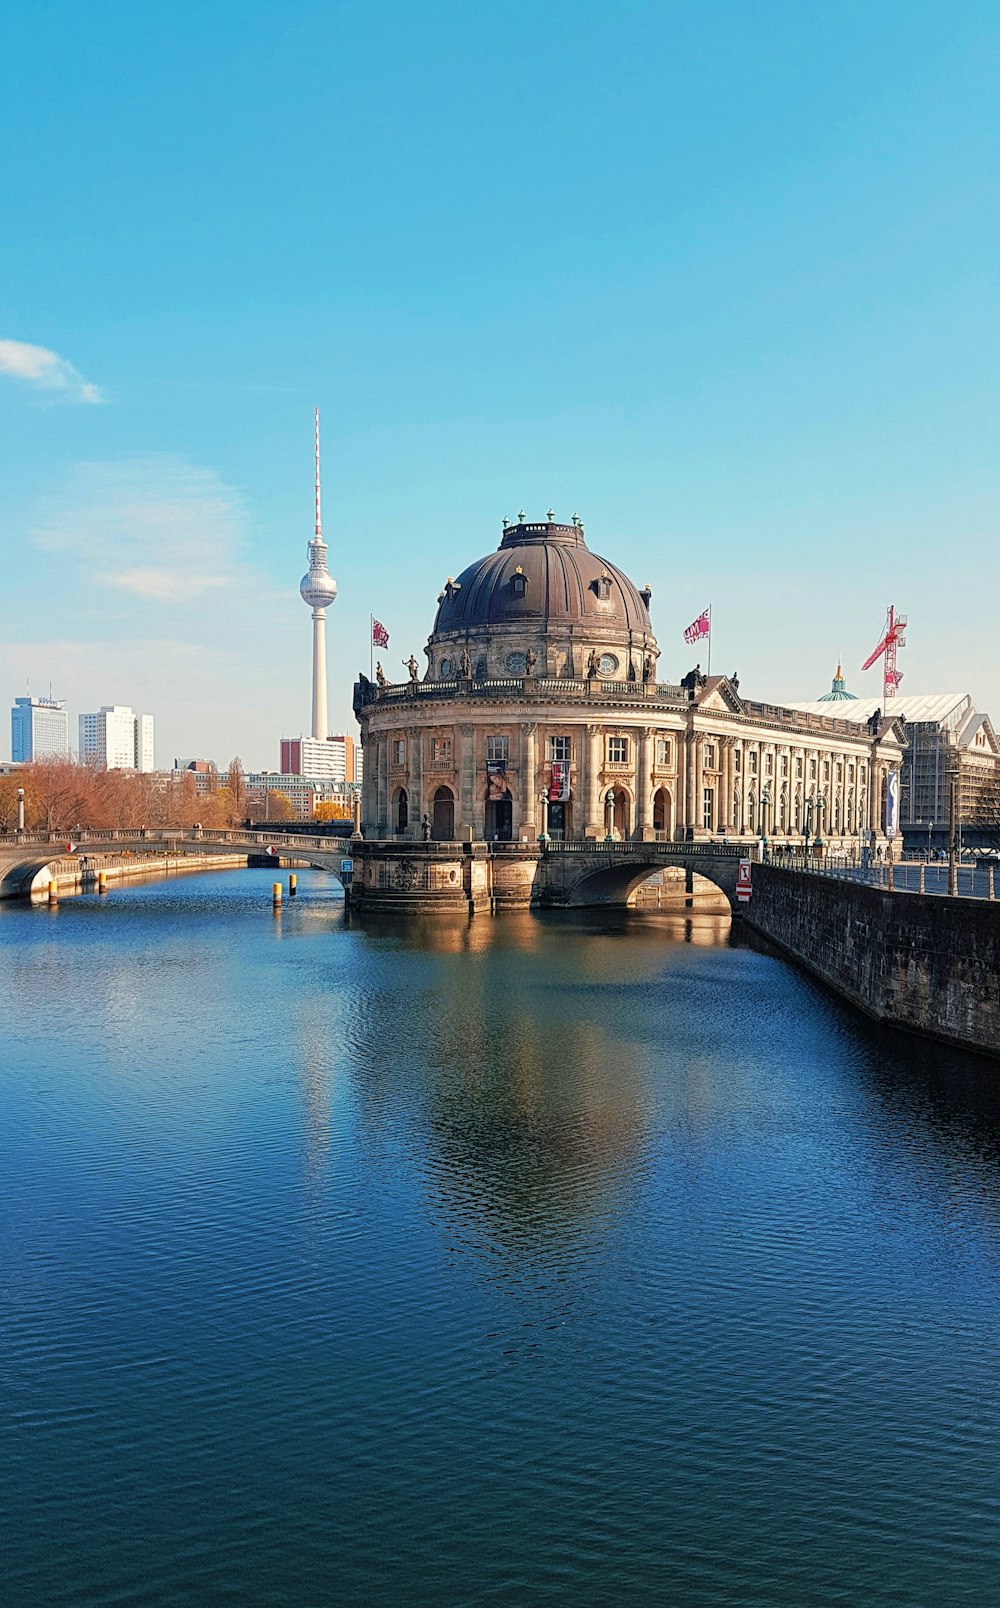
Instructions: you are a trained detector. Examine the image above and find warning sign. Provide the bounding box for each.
[736,858,752,903]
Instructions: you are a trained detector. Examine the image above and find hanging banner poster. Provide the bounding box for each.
[549,761,570,802]
[885,770,900,838]
[736,858,752,903]
[486,761,507,800]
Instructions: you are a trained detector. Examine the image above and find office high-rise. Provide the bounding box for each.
[11,696,70,762]
[78,706,155,771]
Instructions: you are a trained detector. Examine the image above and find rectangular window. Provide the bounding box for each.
[796,757,803,778]
[430,737,452,765]
[393,739,406,765]
[809,759,817,779]
[749,751,758,775]
[781,755,789,776]
[734,749,742,772]
[655,737,672,766]
[607,736,629,764]
[704,744,716,769]
[549,735,571,762]
[765,753,774,775]
[702,787,714,831]
[823,760,831,781]
[486,735,508,763]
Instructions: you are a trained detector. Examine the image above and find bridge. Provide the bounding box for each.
[345,836,746,913]
[0,826,746,909]
[0,827,356,900]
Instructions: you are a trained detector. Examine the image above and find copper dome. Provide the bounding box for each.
[430,521,653,640]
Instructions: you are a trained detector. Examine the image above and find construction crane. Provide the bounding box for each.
[861,605,907,701]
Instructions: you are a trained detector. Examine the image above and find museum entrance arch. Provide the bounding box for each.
[431,786,455,840]
[547,798,572,841]
[484,790,513,841]
[652,786,673,838]
[604,787,630,840]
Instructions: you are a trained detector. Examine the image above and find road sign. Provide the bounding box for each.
[341,858,354,874]
[736,857,752,903]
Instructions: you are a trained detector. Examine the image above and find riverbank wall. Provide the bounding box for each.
[743,865,1000,1059]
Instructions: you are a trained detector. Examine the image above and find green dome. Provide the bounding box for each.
[818,660,857,701]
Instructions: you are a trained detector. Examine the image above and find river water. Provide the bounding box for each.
[3,868,1000,1606]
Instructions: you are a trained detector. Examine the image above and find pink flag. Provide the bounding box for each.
[683,607,711,645]
[372,619,390,648]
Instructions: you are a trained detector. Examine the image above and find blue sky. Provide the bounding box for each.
[2,1,997,765]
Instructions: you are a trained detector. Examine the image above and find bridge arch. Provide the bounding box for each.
[0,859,61,899]
[541,846,744,910]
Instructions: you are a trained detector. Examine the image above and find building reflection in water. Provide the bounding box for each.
[332,909,745,1277]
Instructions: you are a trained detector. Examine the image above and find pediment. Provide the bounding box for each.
[694,676,745,713]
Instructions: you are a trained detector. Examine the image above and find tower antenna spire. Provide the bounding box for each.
[314,406,322,540]
[300,408,337,740]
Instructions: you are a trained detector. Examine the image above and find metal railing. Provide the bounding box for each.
[763,849,1000,903]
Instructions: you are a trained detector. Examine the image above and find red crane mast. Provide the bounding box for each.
[861,605,907,702]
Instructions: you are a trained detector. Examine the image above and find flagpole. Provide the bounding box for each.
[370,614,373,681]
[707,605,712,678]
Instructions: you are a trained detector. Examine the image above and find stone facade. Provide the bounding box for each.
[355,518,905,852]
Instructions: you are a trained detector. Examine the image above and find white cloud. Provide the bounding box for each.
[0,338,103,403]
[32,456,254,604]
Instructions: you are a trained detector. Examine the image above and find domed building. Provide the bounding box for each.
[354,517,904,875]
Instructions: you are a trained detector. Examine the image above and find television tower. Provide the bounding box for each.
[299,408,337,738]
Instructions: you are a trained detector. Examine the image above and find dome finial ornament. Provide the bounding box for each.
[502,516,509,529]
[517,509,526,522]
[547,508,555,522]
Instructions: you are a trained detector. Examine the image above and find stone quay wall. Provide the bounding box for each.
[744,865,1000,1059]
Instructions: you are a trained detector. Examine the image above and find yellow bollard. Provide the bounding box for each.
[272,881,282,909]
[98,871,108,895]
[48,880,59,906]
[289,873,297,897]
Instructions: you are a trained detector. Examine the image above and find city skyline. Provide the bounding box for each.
[2,2,999,765]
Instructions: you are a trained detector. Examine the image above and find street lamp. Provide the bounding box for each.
[815,789,827,849]
[604,788,616,841]
[538,789,549,844]
[803,790,813,856]
[761,784,771,853]
[16,787,24,834]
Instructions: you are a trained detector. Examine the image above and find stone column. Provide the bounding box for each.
[408,725,423,840]
[869,752,881,838]
[637,727,653,839]
[717,738,731,832]
[376,736,389,836]
[521,723,538,838]
[360,732,373,833]
[586,724,602,836]
[690,733,704,836]
[459,723,476,841]
[684,730,696,836]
